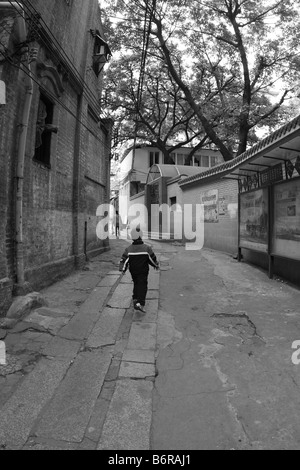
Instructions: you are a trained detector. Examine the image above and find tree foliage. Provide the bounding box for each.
[103,53,210,162]
[101,0,300,161]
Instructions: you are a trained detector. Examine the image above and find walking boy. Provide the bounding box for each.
[119,227,159,312]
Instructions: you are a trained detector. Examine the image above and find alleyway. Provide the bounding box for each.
[152,243,300,450]
[0,239,300,451]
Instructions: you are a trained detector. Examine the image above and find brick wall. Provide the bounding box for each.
[0,0,111,315]
[0,10,23,314]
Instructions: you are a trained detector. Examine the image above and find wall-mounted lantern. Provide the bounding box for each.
[90,29,111,76]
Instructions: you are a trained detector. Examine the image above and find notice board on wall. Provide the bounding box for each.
[272,179,300,260]
[200,189,219,223]
[240,188,268,252]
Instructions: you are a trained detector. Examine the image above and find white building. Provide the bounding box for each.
[116,145,223,230]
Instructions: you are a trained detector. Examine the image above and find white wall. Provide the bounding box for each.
[127,191,148,234]
[119,153,133,182]
[133,148,157,183]
[182,179,239,254]
[119,182,130,226]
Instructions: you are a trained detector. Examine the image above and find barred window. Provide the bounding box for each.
[150,151,160,167]
[33,93,55,167]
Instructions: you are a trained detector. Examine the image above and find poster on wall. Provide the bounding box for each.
[218,196,227,216]
[200,189,219,222]
[273,179,300,260]
[240,188,268,252]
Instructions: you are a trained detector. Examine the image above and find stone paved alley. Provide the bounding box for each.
[0,239,300,450]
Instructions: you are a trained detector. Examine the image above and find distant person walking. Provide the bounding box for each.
[119,227,159,312]
[115,210,120,238]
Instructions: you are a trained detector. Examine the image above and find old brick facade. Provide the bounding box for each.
[0,0,112,315]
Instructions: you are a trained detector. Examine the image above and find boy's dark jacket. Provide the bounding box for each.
[119,239,159,274]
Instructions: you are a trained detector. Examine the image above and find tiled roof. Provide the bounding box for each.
[179,114,300,188]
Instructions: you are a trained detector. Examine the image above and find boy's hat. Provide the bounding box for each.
[130,226,143,240]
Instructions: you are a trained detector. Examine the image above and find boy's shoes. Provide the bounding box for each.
[134,302,146,313]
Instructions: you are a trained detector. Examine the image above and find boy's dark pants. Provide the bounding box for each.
[130,271,148,306]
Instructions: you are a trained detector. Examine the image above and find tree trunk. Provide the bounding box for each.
[153,18,234,162]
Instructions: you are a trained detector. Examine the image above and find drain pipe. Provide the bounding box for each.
[0,2,33,290]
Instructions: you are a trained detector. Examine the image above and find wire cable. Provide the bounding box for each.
[23,0,107,117]
[132,0,156,166]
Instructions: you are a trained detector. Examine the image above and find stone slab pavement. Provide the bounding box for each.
[0,238,163,450]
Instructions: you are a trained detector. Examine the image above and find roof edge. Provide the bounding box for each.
[179,114,300,187]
